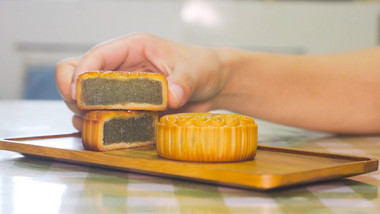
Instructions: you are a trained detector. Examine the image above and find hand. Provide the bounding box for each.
[55,33,229,131]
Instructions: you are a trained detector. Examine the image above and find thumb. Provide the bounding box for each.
[166,72,194,109]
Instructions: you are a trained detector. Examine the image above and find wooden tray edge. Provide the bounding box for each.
[0,133,378,191]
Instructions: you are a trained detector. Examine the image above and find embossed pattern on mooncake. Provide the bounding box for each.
[157,113,258,162]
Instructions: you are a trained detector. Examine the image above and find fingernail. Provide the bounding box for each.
[71,70,88,100]
[169,83,184,107]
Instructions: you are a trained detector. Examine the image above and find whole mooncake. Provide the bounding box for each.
[156,113,258,162]
[82,110,158,151]
[77,71,168,111]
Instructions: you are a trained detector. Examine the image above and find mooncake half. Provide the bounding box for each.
[157,113,258,162]
[77,71,168,111]
[82,110,158,151]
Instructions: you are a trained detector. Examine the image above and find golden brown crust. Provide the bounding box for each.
[82,110,158,151]
[156,113,258,162]
[77,71,168,111]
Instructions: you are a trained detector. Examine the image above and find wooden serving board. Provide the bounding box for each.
[0,133,378,190]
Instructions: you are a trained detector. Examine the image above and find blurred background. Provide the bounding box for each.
[1,0,380,100]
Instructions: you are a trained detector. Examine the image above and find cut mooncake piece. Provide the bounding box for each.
[82,110,158,151]
[157,113,258,162]
[77,71,168,111]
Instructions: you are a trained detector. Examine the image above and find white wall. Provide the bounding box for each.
[1,0,380,99]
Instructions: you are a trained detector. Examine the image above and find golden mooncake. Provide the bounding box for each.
[157,113,258,162]
[77,71,168,111]
[82,110,158,151]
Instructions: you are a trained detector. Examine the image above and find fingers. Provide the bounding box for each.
[70,33,157,100]
[64,100,85,115]
[55,58,86,132]
[166,72,194,109]
[55,57,81,101]
[72,114,84,132]
[70,38,127,99]
[164,45,223,110]
[57,33,220,120]
[167,80,185,108]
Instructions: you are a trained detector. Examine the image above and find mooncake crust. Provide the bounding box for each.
[77,71,168,111]
[156,113,258,162]
[82,110,158,151]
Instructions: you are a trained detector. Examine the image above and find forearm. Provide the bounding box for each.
[214,48,380,134]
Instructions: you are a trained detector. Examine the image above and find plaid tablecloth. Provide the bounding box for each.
[0,101,379,214]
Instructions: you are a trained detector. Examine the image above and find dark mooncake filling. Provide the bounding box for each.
[81,78,163,106]
[103,114,155,145]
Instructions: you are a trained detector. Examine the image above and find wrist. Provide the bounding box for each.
[212,48,260,111]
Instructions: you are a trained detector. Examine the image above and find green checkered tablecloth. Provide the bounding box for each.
[0,101,380,214]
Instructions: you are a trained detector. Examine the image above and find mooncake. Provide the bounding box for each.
[157,113,258,162]
[82,110,158,151]
[77,71,168,111]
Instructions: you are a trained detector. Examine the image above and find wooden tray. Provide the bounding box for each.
[0,133,378,190]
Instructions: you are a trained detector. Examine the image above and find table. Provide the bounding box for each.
[0,100,379,214]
